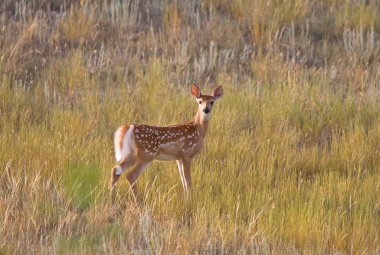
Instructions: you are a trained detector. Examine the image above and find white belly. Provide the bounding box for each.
[155,153,178,161]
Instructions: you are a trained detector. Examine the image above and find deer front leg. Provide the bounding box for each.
[176,160,186,190]
[181,158,192,192]
[125,160,151,201]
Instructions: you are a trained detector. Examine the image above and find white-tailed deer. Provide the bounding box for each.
[110,84,223,198]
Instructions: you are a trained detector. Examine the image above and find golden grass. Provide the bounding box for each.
[1,1,380,254]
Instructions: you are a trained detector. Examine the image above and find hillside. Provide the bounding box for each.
[0,1,380,254]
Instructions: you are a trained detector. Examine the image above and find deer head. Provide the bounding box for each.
[191,83,223,121]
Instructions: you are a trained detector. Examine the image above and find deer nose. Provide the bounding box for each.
[203,108,210,114]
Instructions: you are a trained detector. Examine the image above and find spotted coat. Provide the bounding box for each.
[132,124,201,159]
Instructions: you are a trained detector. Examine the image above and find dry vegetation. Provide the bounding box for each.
[1,0,380,254]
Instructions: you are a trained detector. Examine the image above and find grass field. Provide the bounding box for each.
[1,0,380,254]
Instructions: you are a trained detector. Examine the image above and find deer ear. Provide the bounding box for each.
[212,86,223,100]
[191,83,201,98]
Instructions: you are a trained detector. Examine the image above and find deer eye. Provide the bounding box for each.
[198,100,202,104]
[210,101,214,105]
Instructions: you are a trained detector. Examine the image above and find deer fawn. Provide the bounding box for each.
[110,84,223,198]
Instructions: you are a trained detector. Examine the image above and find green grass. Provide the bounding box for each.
[1,0,380,254]
[62,163,101,209]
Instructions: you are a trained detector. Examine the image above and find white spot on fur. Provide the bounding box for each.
[115,166,123,175]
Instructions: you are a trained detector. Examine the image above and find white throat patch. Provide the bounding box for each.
[202,112,211,119]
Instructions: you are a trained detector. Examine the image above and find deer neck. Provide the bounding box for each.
[192,110,209,138]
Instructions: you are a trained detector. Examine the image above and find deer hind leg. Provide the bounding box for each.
[125,160,151,201]
[110,156,136,189]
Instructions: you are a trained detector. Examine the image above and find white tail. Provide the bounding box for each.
[110,84,223,199]
[114,125,134,162]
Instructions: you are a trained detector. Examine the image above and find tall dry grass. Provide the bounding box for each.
[1,0,380,254]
